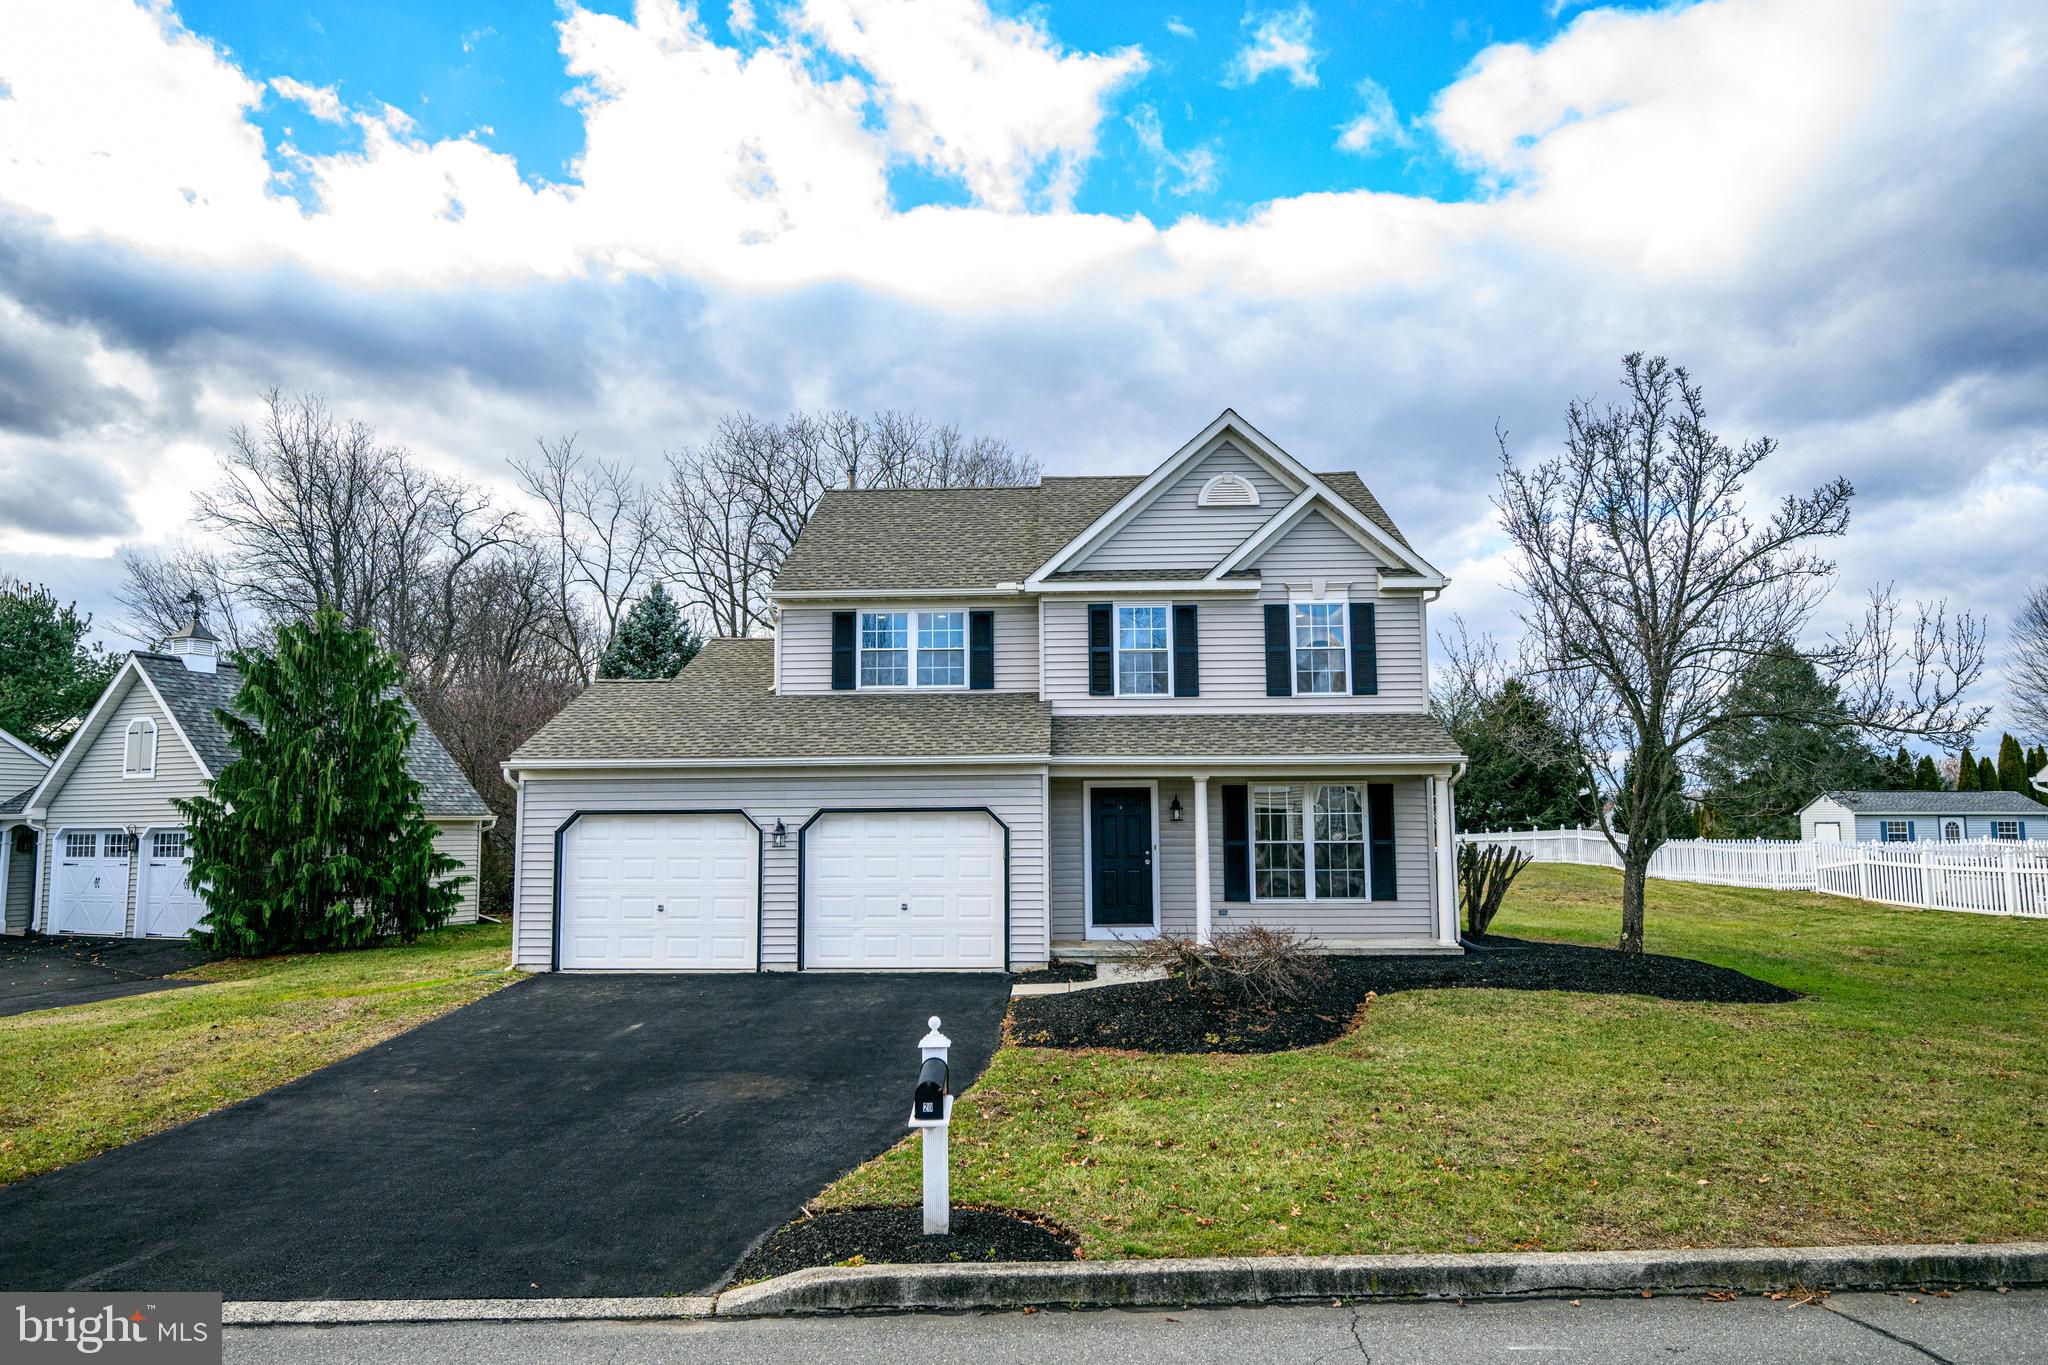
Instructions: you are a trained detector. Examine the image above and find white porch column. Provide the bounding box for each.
[1192,774,1212,945]
[1434,773,1460,947]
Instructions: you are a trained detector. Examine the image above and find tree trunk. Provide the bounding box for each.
[1618,853,1648,955]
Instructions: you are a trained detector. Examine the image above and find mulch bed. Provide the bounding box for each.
[1009,936,1801,1055]
[730,1206,1076,1283]
[1019,959,1098,984]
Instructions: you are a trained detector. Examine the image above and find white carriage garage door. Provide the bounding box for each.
[559,813,758,970]
[50,830,130,936]
[804,811,1005,970]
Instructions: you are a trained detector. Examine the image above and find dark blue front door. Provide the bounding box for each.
[1090,787,1153,928]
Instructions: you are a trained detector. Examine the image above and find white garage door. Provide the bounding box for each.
[560,813,758,970]
[141,829,209,939]
[50,830,129,936]
[805,811,1004,970]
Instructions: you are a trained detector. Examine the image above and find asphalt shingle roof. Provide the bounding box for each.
[0,784,35,816]
[771,468,1411,593]
[1051,713,1460,759]
[1823,789,2048,816]
[511,639,1054,762]
[133,654,492,818]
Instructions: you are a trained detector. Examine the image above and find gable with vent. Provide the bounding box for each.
[1069,440,1299,573]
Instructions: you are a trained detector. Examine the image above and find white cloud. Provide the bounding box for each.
[1227,4,1321,89]
[269,75,343,124]
[796,0,1147,212]
[1166,16,1195,40]
[728,0,756,33]
[1335,77,1407,155]
[1128,104,1218,198]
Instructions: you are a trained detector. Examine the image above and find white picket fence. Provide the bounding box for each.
[1459,826,2048,918]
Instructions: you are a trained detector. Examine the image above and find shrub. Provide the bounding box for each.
[1132,924,1325,1007]
[1459,840,1533,938]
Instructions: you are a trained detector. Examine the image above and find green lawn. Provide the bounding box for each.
[0,923,515,1186]
[821,866,2048,1257]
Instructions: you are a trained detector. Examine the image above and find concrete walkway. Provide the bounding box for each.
[223,1289,2048,1363]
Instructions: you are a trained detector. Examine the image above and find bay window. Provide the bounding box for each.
[1253,783,1369,901]
[858,609,966,689]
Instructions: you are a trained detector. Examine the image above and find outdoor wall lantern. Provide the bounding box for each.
[771,819,788,849]
[1168,796,1184,822]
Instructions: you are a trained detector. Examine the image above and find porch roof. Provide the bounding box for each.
[1049,712,1459,761]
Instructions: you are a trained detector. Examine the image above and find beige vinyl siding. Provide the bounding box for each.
[0,742,49,804]
[39,681,206,934]
[5,830,35,933]
[1246,508,1386,584]
[512,767,1049,971]
[432,820,485,924]
[777,603,1039,693]
[1050,775,1437,942]
[1041,591,1426,713]
[1072,443,1299,573]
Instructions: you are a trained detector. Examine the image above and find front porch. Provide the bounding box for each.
[1044,768,1463,957]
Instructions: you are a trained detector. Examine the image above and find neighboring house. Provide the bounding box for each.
[18,608,494,939]
[0,727,54,934]
[505,410,1466,973]
[1799,790,2045,844]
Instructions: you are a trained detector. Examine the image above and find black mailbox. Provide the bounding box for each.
[913,1055,949,1123]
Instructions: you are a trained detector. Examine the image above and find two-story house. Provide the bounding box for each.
[504,411,1465,972]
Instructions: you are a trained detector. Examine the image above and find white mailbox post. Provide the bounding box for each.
[907,1015,952,1236]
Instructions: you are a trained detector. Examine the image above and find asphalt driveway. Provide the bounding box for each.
[0,972,1008,1300]
[0,933,215,1017]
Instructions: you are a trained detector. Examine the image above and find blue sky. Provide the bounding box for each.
[0,0,2044,740]
[180,0,1588,216]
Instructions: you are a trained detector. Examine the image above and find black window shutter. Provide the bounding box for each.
[1087,604,1113,696]
[1222,783,1250,902]
[1350,602,1378,696]
[968,610,995,690]
[1367,782,1397,901]
[1172,604,1199,697]
[1263,603,1292,696]
[830,611,855,690]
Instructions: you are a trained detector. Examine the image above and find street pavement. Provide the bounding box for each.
[225,1287,2046,1363]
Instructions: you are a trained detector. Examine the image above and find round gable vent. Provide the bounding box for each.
[1197,473,1260,508]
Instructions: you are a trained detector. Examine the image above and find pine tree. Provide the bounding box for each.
[1914,754,1942,791]
[177,607,463,954]
[597,583,703,680]
[1979,755,1999,790]
[2028,744,2047,789]
[1998,733,2030,793]
[1956,746,1980,791]
[1886,746,1915,789]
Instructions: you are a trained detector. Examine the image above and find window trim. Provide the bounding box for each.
[122,717,158,779]
[1881,819,1910,843]
[1991,818,2021,841]
[1111,602,1173,698]
[1944,821,1963,842]
[854,608,970,691]
[1250,782,1371,903]
[1289,594,1349,696]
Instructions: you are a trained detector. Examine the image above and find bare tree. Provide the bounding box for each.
[512,436,658,683]
[115,546,255,650]
[1497,354,1986,953]
[2012,582,2048,743]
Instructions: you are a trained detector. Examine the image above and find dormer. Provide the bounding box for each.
[157,591,220,674]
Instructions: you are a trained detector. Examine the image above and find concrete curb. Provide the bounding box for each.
[713,1242,2048,1317]
[223,1295,716,1327]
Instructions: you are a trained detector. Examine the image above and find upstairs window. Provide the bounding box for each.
[1116,606,1169,695]
[858,610,967,689]
[1292,601,1348,695]
[123,718,157,778]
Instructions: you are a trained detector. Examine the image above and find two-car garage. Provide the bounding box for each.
[554,808,1008,972]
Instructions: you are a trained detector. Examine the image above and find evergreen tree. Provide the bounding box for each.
[1979,755,1999,790]
[1886,746,1916,789]
[1444,679,1596,831]
[0,578,119,752]
[1694,644,1883,837]
[1956,746,1980,791]
[2030,745,2047,788]
[177,608,463,954]
[1914,754,1942,791]
[1997,733,2030,793]
[597,583,702,680]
